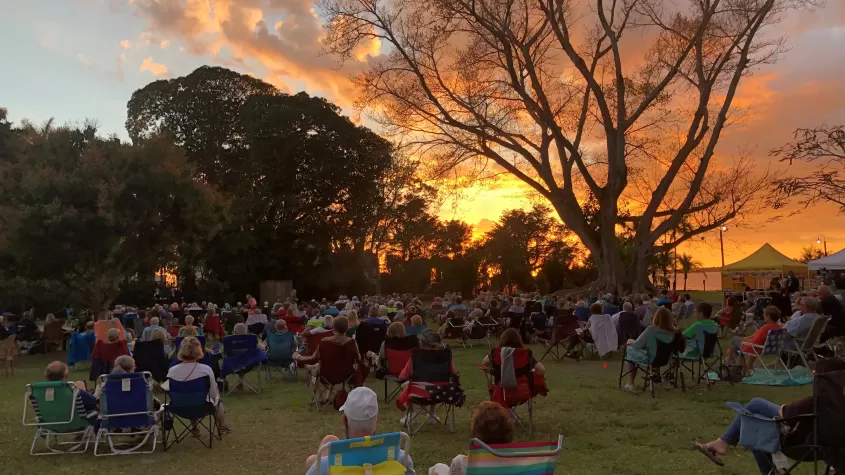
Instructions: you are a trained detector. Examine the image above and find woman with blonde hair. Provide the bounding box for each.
[346,310,360,337]
[622,307,681,391]
[166,336,231,433]
[369,322,405,371]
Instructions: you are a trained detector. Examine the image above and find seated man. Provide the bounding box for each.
[232,322,248,335]
[141,315,166,342]
[304,387,414,475]
[44,361,98,425]
[682,302,719,340]
[784,296,821,349]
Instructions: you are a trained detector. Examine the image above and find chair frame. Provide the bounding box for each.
[740,328,793,381]
[22,382,94,456]
[314,432,412,474]
[676,326,723,388]
[265,334,298,383]
[404,397,456,436]
[783,317,830,370]
[223,335,263,396]
[619,339,681,397]
[477,348,537,436]
[162,378,222,451]
[93,372,158,456]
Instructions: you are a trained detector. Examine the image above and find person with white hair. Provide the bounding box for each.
[304,387,414,474]
[167,337,231,433]
[141,315,166,341]
[179,315,204,337]
[233,323,248,335]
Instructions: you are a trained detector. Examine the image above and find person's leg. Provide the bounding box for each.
[751,450,775,475]
[627,363,637,387]
[214,401,229,430]
[709,398,781,455]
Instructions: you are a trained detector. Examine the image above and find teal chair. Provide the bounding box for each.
[22,381,95,455]
[677,326,722,388]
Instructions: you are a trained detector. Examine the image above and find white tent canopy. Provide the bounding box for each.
[808,248,845,270]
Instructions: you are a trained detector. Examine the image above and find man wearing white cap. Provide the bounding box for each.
[304,387,414,474]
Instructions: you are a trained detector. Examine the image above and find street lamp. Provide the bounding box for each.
[720,225,727,268]
[817,234,828,256]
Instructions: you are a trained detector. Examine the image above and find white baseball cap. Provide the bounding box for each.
[339,387,379,421]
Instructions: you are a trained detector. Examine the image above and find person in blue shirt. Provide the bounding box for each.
[448,297,467,312]
[141,315,167,342]
[656,290,672,309]
[784,297,821,350]
[45,361,98,425]
[304,387,413,475]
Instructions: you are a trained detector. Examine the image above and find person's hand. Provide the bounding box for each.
[626,339,635,345]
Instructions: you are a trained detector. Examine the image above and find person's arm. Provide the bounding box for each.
[533,361,545,377]
[682,322,697,339]
[781,396,813,418]
[206,368,220,402]
[480,355,490,367]
[632,327,651,349]
[377,342,387,368]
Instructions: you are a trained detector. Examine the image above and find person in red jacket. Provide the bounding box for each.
[728,305,782,376]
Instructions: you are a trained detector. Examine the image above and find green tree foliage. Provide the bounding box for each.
[126,67,396,299]
[798,246,825,264]
[676,254,701,291]
[0,109,224,310]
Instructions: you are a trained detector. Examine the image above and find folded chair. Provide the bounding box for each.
[465,435,564,475]
[356,320,388,358]
[382,335,418,403]
[726,370,845,474]
[162,377,221,450]
[480,347,539,436]
[314,432,412,474]
[310,339,358,410]
[539,313,581,363]
[265,331,297,382]
[404,347,460,436]
[221,334,267,395]
[133,340,170,387]
[676,326,722,388]
[22,381,96,455]
[619,333,683,397]
[94,372,158,456]
[784,317,830,369]
[741,328,792,380]
[66,331,94,371]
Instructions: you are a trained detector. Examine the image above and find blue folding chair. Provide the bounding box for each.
[94,372,158,456]
[162,377,221,450]
[265,331,296,382]
[173,336,206,354]
[221,334,267,395]
[314,432,412,474]
[67,331,94,370]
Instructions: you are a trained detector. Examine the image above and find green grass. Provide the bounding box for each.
[688,291,724,304]
[1,345,816,474]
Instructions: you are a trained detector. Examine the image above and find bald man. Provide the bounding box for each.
[44,361,99,423]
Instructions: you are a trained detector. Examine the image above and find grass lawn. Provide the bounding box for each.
[1,342,816,474]
[687,291,724,304]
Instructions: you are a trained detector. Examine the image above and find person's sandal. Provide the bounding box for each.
[693,443,725,466]
[219,425,232,435]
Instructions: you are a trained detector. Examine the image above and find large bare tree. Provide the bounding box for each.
[322,0,816,291]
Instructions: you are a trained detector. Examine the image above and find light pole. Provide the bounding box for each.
[817,235,828,256]
[720,225,727,268]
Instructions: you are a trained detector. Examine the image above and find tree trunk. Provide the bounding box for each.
[683,275,688,291]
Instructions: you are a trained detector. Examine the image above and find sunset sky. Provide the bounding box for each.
[2,0,845,268]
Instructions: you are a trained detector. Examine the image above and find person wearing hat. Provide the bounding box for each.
[304,386,414,475]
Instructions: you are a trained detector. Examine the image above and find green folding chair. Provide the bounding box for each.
[22,381,95,455]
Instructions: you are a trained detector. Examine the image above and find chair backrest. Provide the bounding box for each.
[166,326,182,338]
[133,340,170,382]
[617,312,643,345]
[490,347,533,388]
[404,324,426,337]
[410,348,452,383]
[550,313,579,344]
[304,331,335,355]
[604,304,620,316]
[452,308,468,320]
[44,321,64,340]
[531,312,547,330]
[384,336,418,378]
[266,331,296,364]
[24,381,91,433]
[317,339,358,384]
[813,370,845,450]
[647,332,682,367]
[465,436,563,474]
[99,372,154,429]
[223,334,258,357]
[247,322,265,336]
[762,328,787,355]
[315,432,411,473]
[800,316,830,351]
[67,331,94,366]
[167,377,212,419]
[694,325,720,359]
[280,315,304,334]
[174,335,206,354]
[574,306,591,322]
[356,321,387,356]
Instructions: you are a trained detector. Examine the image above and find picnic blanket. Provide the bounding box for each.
[740,367,813,387]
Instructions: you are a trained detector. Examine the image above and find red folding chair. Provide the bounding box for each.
[280,315,304,335]
[166,326,182,339]
[382,335,417,403]
[310,340,358,410]
[539,313,581,363]
[479,347,541,436]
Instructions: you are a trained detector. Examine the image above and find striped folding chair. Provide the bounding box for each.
[465,436,564,474]
[22,381,96,455]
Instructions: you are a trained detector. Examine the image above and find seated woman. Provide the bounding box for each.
[167,336,231,433]
[369,322,406,371]
[430,401,515,475]
[479,328,548,403]
[294,316,359,400]
[716,296,739,329]
[728,305,782,376]
[346,310,360,337]
[622,307,682,391]
[178,315,204,337]
[396,329,460,416]
[694,357,845,473]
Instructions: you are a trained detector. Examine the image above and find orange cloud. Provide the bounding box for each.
[120,39,131,50]
[139,56,168,76]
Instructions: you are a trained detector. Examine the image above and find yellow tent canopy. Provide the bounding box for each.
[724,243,808,275]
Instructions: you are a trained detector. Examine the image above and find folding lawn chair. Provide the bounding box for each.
[442,316,467,346]
[480,347,539,436]
[404,347,460,436]
[619,333,684,397]
[465,436,564,475]
[280,315,304,335]
[314,432,412,474]
[464,320,490,348]
[310,339,358,410]
[66,331,94,371]
[574,306,591,322]
[676,325,722,388]
[94,372,158,456]
[166,325,182,339]
[265,330,297,382]
[617,312,644,348]
[726,370,845,474]
[247,322,265,336]
[356,320,387,358]
[741,328,793,380]
[22,381,96,455]
[539,312,580,363]
[784,317,830,370]
[162,377,221,451]
[382,335,417,403]
[133,340,170,388]
[221,334,267,395]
